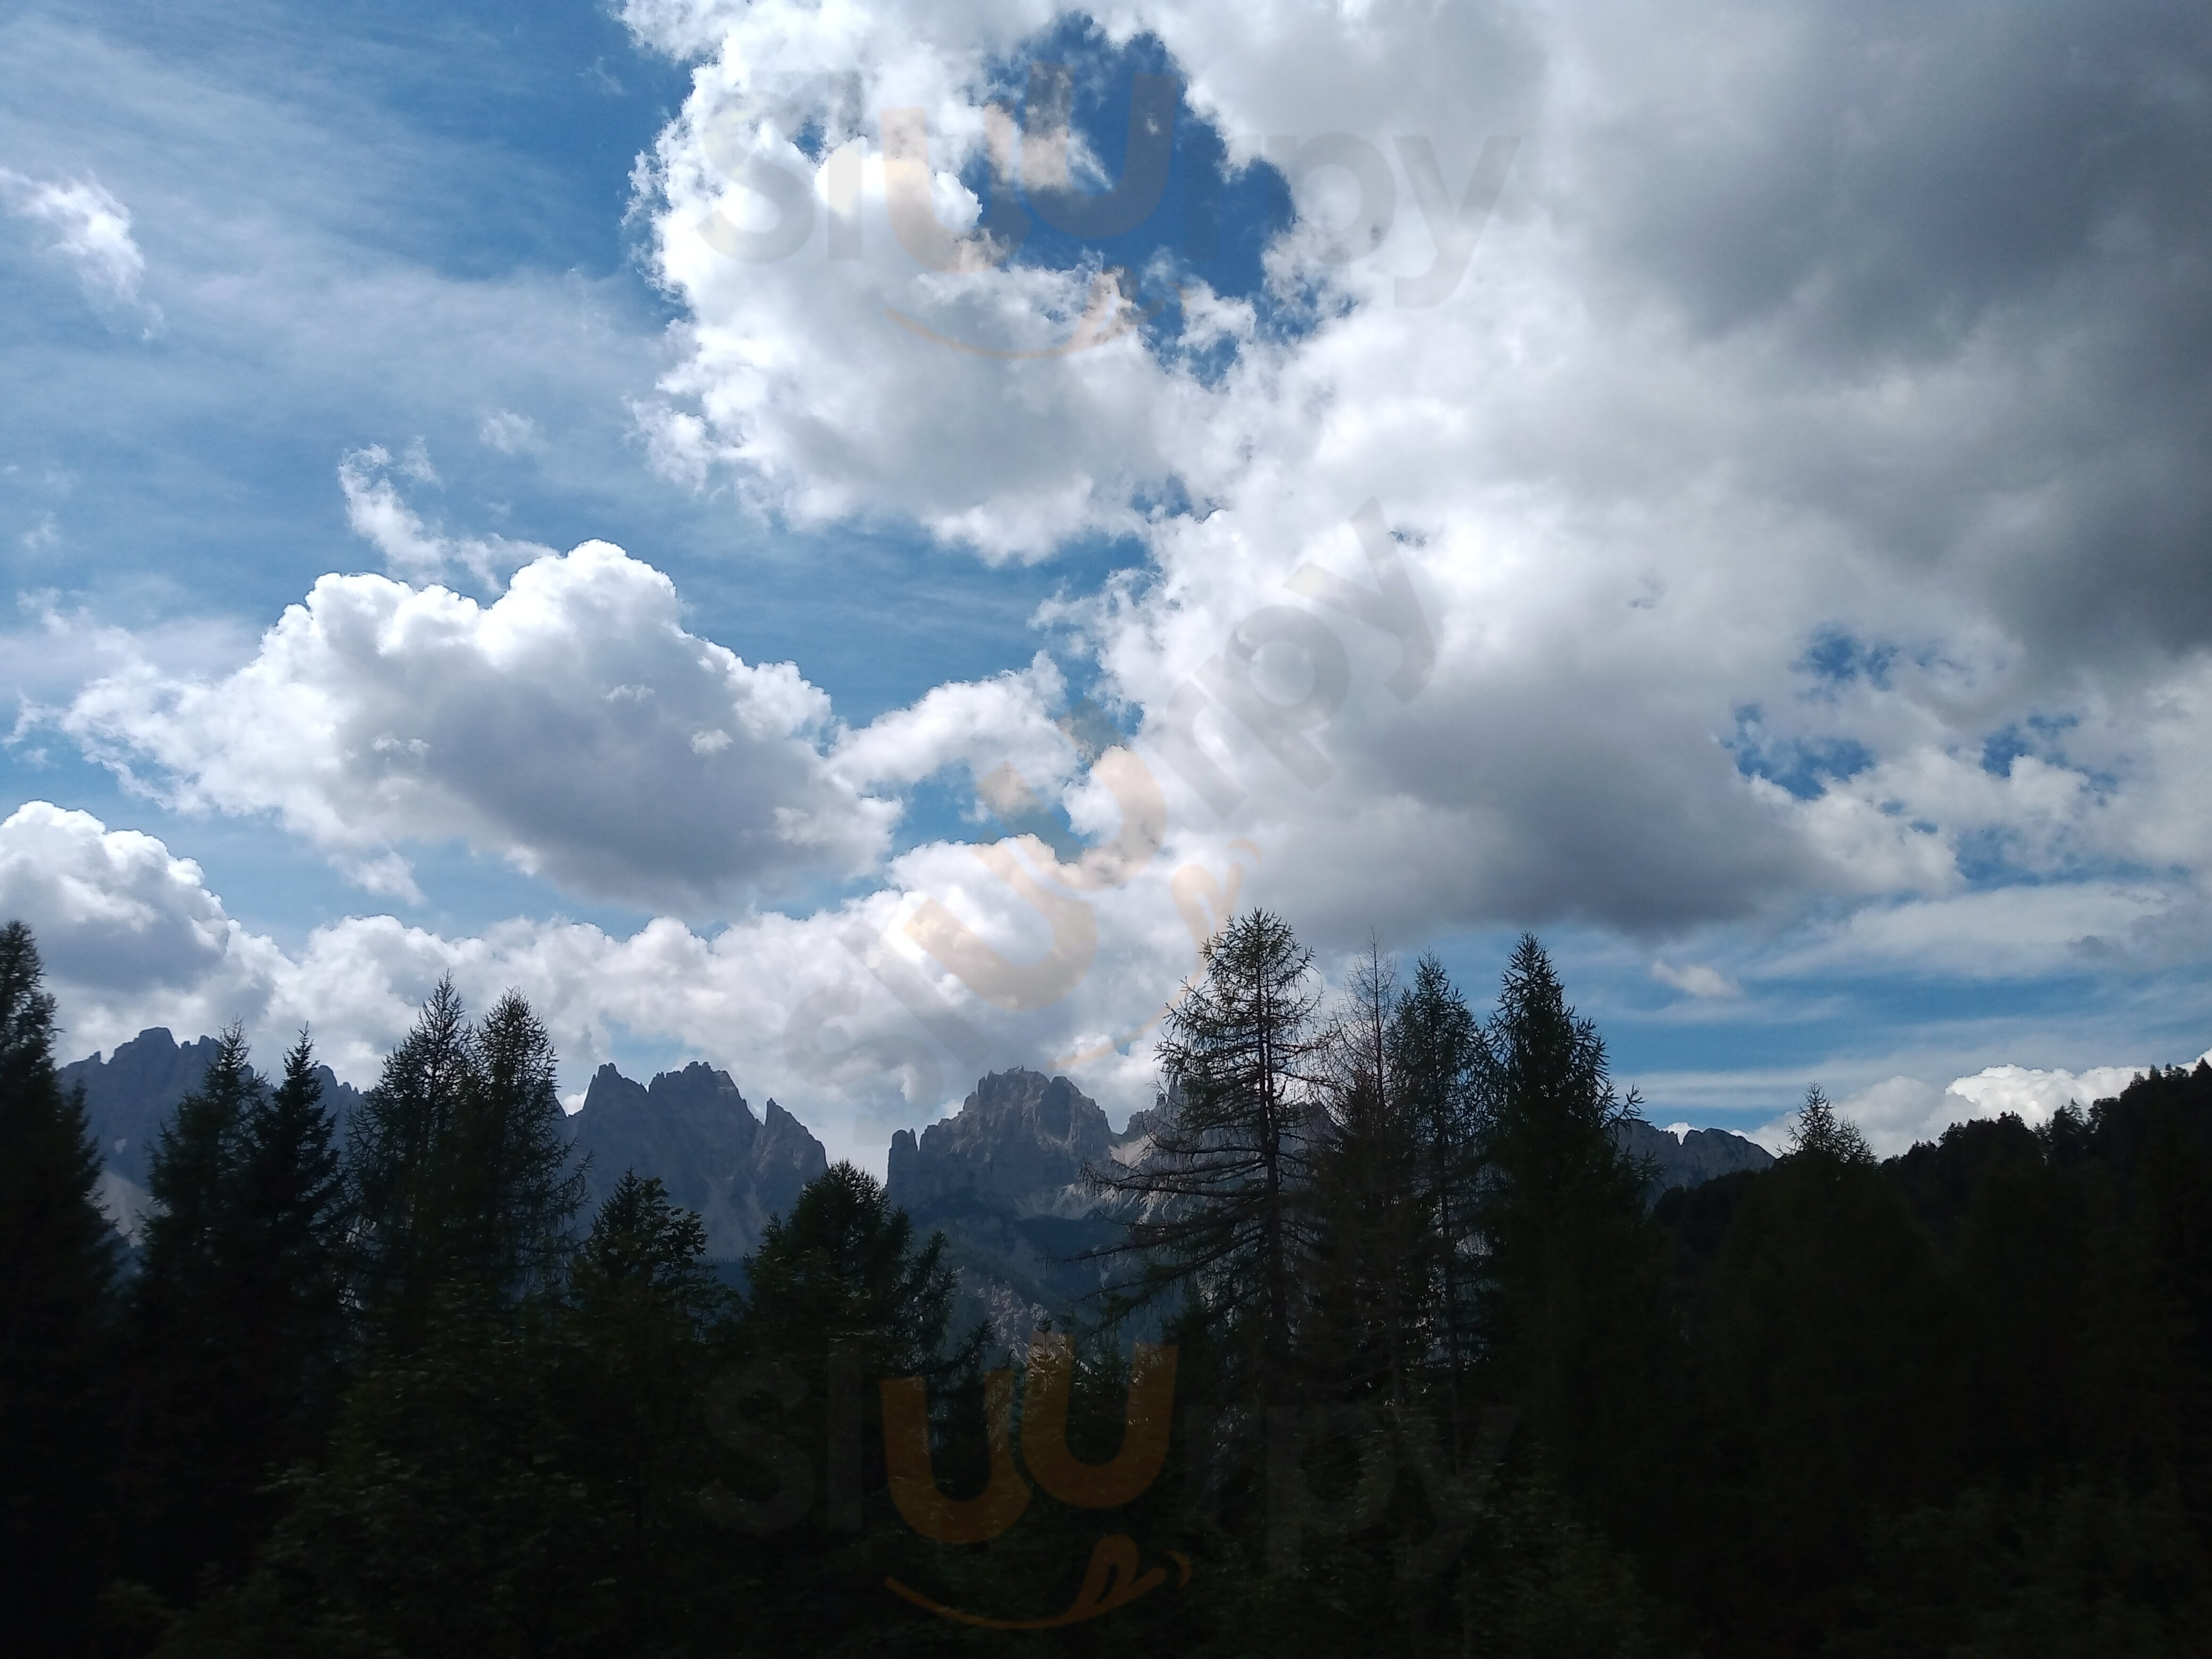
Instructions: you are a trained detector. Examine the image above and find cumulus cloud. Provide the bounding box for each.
[0,801,1232,1168]
[0,166,162,331]
[0,802,282,1041]
[608,0,2212,977]
[1755,1053,2212,1157]
[60,543,896,909]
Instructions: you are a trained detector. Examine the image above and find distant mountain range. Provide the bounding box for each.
[61,1036,1767,1303]
[61,1028,367,1243]
[883,1068,1776,1349]
[58,1029,828,1262]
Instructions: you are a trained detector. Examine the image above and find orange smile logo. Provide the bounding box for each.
[878,1335,1188,1627]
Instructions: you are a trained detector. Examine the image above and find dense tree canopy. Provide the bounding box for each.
[4,912,2208,1657]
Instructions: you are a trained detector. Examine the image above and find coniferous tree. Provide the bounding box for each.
[0,919,119,1653]
[451,990,584,1301]
[345,979,474,1347]
[343,982,581,1347]
[1699,1081,1959,1651]
[1092,909,1328,1412]
[127,1025,264,1593]
[1470,935,1673,1540]
[1388,952,1485,1461]
[1308,944,1427,1409]
[119,1028,350,1613]
[549,1172,741,1652]
[232,1032,349,1476]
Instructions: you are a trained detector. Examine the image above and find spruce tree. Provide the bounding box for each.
[129,1024,263,1591]
[0,920,118,1652]
[1308,944,1427,1408]
[1472,935,1672,1538]
[1388,952,1485,1461]
[454,990,584,1300]
[343,979,476,1347]
[346,983,582,1347]
[233,1031,349,1467]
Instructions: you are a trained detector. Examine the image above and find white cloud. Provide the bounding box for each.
[0,801,282,1036]
[1652,959,1739,999]
[337,446,554,587]
[0,166,162,331]
[477,409,543,455]
[0,801,1224,1169]
[1945,1062,2158,1128]
[58,543,895,910]
[596,0,2212,987]
[1756,1053,2212,1157]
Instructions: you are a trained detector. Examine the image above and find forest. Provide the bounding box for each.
[4,910,2210,1657]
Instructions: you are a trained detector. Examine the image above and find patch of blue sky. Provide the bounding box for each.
[0,0,690,624]
[1977,710,2083,778]
[1,1,1179,759]
[965,19,1304,380]
[24,0,693,287]
[1723,718,1876,800]
[1794,625,1897,692]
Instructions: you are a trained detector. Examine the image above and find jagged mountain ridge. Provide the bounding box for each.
[60,1030,824,1263]
[886,1069,1155,1351]
[884,1067,1777,1350]
[567,1061,826,1261]
[61,1027,367,1241]
[1617,1118,1775,1192]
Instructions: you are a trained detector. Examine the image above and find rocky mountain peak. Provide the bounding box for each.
[567,1060,824,1260]
[886,1067,1126,1222]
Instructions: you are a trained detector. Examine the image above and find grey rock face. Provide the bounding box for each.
[61,1028,361,1190]
[566,1061,827,1261]
[884,1069,1160,1350]
[886,1068,1124,1223]
[1616,1119,1774,1195]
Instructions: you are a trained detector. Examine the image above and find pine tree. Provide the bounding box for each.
[741,1161,966,1382]
[554,1174,739,1650]
[128,1024,264,1590]
[1091,909,1328,1410]
[344,982,580,1347]
[0,919,119,1652]
[138,1025,257,1323]
[1307,944,1428,1409]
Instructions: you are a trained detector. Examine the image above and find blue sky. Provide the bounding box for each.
[5,0,2209,1166]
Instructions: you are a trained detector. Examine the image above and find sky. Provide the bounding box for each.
[4,0,2209,1170]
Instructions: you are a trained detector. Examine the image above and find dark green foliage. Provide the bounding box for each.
[110,1024,352,1625]
[0,919,119,1654]
[343,981,583,1349]
[1389,952,1485,1454]
[25,913,2208,1658]
[1835,1478,2212,1658]
[343,978,474,1344]
[1469,936,1677,1544]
